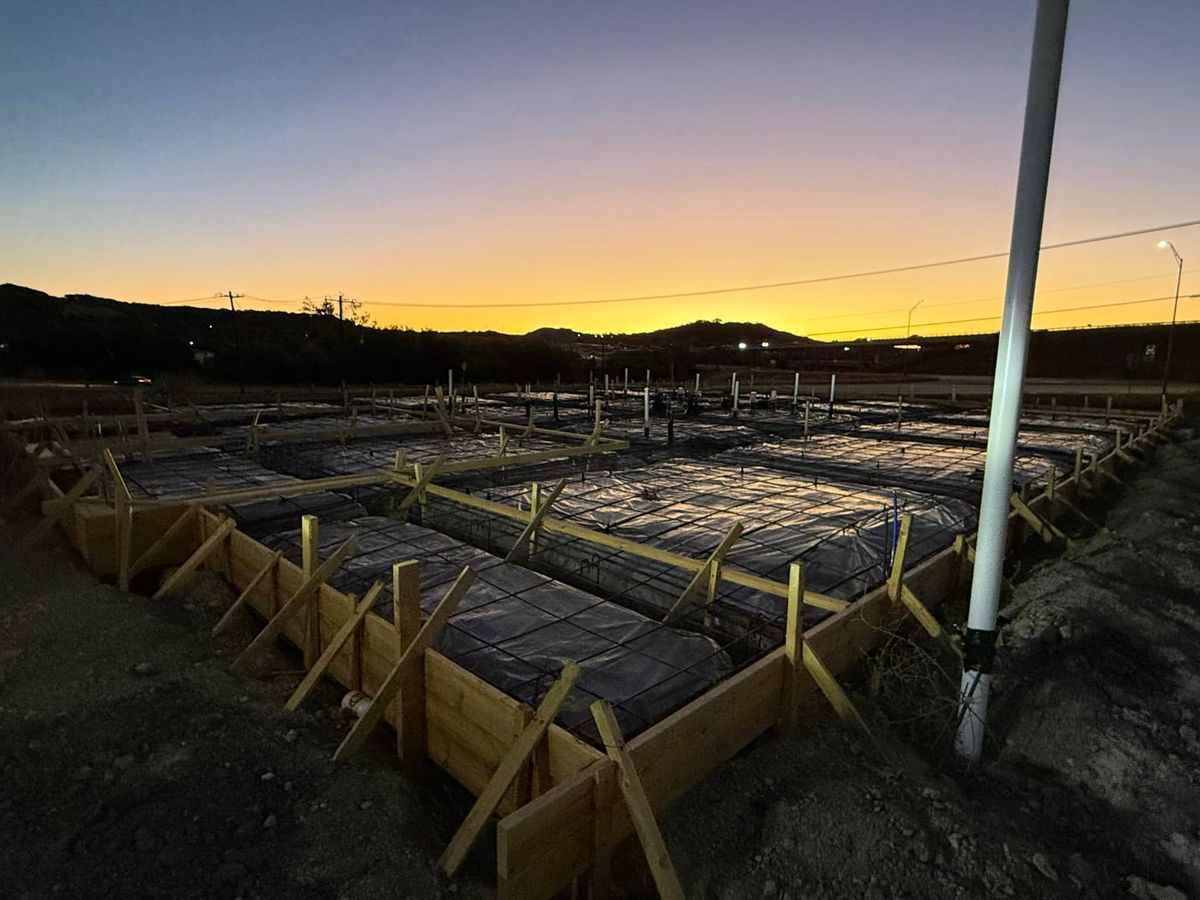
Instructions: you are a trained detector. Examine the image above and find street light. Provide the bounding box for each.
[1158,240,1183,406]
[906,298,927,337]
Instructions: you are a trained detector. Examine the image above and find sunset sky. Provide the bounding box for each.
[2,1,1197,339]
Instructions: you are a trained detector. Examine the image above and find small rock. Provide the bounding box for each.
[112,753,135,771]
[261,772,276,782]
[1030,852,1058,881]
[131,662,158,677]
[263,814,277,829]
[360,800,372,810]
[1127,876,1187,900]
[283,729,298,743]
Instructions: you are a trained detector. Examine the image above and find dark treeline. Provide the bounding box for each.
[0,285,581,385]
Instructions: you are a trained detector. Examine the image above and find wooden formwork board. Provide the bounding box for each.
[198,510,603,817]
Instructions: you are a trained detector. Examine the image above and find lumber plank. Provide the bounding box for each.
[590,700,685,900]
[153,517,236,599]
[333,566,474,761]
[285,582,384,711]
[440,660,581,877]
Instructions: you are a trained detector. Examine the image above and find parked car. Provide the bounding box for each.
[113,374,152,386]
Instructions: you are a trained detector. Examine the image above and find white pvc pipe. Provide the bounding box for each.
[732,377,740,416]
[695,372,701,394]
[792,372,800,411]
[448,369,453,401]
[624,367,629,394]
[643,385,650,436]
[956,0,1069,763]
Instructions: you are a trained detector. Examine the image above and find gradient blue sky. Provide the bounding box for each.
[2,1,1197,335]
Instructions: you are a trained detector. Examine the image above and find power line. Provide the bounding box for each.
[335,217,1199,309]
[803,291,1199,339]
[779,267,1200,326]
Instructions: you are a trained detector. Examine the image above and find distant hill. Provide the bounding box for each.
[0,284,580,385]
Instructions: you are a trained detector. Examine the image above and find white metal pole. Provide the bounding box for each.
[448,369,453,402]
[828,373,837,417]
[604,373,609,399]
[643,385,650,438]
[695,372,701,394]
[624,367,629,394]
[792,372,800,412]
[645,368,651,387]
[732,377,740,418]
[956,0,1069,763]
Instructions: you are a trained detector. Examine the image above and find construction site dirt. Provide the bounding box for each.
[2,423,1198,899]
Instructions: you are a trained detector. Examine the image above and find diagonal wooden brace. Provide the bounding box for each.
[432,386,454,436]
[129,505,199,577]
[1009,493,1067,544]
[153,516,236,599]
[18,465,102,549]
[285,581,384,711]
[231,534,359,672]
[803,642,889,765]
[662,522,744,624]
[590,699,685,900]
[213,550,282,636]
[440,660,581,877]
[505,479,566,563]
[333,565,475,761]
[395,456,445,514]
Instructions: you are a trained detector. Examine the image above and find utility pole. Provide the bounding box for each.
[956,0,1069,763]
[226,291,246,395]
[1157,240,1183,408]
[337,294,347,393]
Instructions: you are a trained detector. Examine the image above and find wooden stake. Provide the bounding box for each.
[301,514,320,668]
[392,560,425,773]
[505,479,566,563]
[440,660,581,877]
[231,534,360,672]
[333,565,474,761]
[662,522,744,623]
[886,513,913,602]
[590,700,685,900]
[395,456,445,514]
[779,562,805,732]
[103,448,134,590]
[285,581,384,710]
[213,550,282,636]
